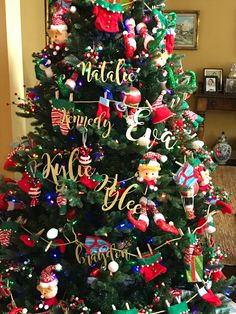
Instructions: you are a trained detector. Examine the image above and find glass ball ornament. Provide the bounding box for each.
[108,261,119,273]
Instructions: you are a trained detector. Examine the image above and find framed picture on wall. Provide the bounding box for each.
[203,68,223,92]
[225,78,236,93]
[172,10,200,50]
[203,76,218,93]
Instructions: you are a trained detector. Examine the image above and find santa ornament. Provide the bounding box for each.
[121,86,141,110]
[36,264,62,311]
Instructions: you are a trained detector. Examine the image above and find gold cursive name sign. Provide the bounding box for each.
[39,148,141,212]
[61,110,112,138]
[75,243,130,269]
[77,59,136,85]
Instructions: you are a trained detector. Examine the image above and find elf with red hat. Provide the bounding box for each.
[36,264,62,311]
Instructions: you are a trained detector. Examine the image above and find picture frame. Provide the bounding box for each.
[225,78,236,93]
[203,68,223,92]
[203,76,218,93]
[172,10,200,50]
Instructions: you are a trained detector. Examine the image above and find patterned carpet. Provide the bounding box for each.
[211,166,236,265]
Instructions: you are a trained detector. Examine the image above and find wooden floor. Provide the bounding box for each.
[211,166,236,265]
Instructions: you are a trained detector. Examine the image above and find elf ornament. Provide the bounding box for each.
[123,18,136,58]
[47,7,68,47]
[137,151,167,191]
[93,0,123,39]
[18,172,42,207]
[36,264,62,311]
[128,197,179,235]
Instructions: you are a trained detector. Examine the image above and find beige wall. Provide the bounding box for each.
[0,0,12,177]
[167,0,236,150]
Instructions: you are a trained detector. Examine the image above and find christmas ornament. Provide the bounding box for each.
[196,284,222,306]
[128,197,179,235]
[137,152,167,191]
[56,192,67,215]
[3,144,25,170]
[96,96,110,121]
[166,301,189,314]
[196,215,216,235]
[65,70,79,91]
[138,251,167,282]
[47,7,68,45]
[0,222,18,247]
[84,236,111,254]
[121,86,141,110]
[183,110,203,133]
[180,182,199,220]
[0,276,11,300]
[93,0,123,33]
[78,146,93,168]
[51,98,74,135]
[9,309,28,314]
[173,162,199,189]
[108,260,119,273]
[19,234,36,248]
[18,172,42,207]
[0,193,25,211]
[36,264,62,311]
[185,243,203,283]
[123,18,136,58]
[136,22,154,50]
[150,90,174,124]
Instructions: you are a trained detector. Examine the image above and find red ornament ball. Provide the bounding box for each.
[121,87,141,109]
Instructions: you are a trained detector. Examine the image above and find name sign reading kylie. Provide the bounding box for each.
[40,148,141,212]
[77,59,136,85]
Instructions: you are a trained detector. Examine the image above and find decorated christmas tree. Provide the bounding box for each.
[0,0,235,313]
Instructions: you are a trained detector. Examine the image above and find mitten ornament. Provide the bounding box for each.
[93,0,123,33]
[151,90,174,124]
[18,172,42,207]
[123,18,136,58]
[96,96,110,121]
[138,251,167,282]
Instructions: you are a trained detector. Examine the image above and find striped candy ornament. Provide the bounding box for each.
[184,244,195,265]
[0,229,12,247]
[56,193,67,215]
[28,183,42,207]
